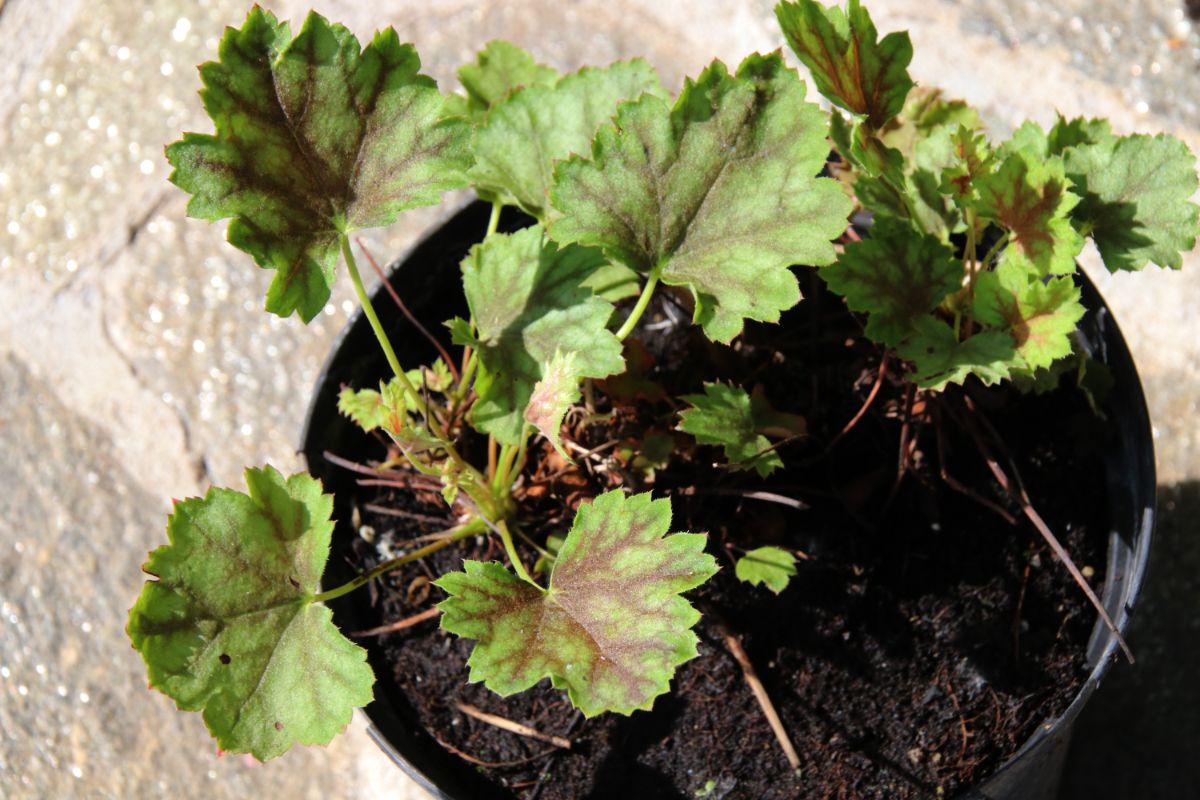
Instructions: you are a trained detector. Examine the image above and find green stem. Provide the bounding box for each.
[312,518,486,603]
[615,270,660,341]
[978,232,1010,272]
[493,443,519,492]
[497,520,534,585]
[502,430,530,489]
[486,200,503,238]
[341,236,424,413]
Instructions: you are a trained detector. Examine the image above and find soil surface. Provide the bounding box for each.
[328,263,1110,800]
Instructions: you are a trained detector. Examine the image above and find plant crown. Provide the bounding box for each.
[130,0,1199,760]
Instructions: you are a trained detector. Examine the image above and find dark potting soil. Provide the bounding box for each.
[334,268,1110,800]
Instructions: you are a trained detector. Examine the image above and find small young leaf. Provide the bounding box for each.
[337,383,394,433]
[775,0,914,129]
[972,263,1085,372]
[551,54,851,343]
[897,317,1015,390]
[975,151,1084,277]
[166,8,470,322]
[436,491,718,716]
[679,383,799,477]
[127,466,373,760]
[469,61,665,218]
[941,125,995,203]
[524,350,583,456]
[457,41,558,121]
[877,87,982,159]
[822,220,961,346]
[461,226,624,444]
[1065,133,1200,271]
[1047,115,1113,154]
[735,546,797,593]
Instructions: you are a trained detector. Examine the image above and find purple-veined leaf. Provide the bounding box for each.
[436,491,717,716]
[127,467,373,760]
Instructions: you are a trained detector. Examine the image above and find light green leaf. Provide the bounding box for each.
[127,466,373,760]
[1065,133,1200,271]
[337,383,394,433]
[972,262,1085,371]
[679,383,801,477]
[166,8,470,322]
[458,41,558,121]
[941,125,995,204]
[975,151,1084,277]
[436,491,717,716]
[821,219,961,346]
[551,54,851,343]
[461,226,624,444]
[776,0,914,129]
[735,546,797,593]
[469,60,664,218]
[897,317,1015,390]
[1047,115,1112,154]
[524,350,583,456]
[877,86,982,159]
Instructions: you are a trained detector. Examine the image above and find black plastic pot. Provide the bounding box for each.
[301,201,1155,800]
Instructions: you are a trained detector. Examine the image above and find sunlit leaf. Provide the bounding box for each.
[551,53,851,342]
[457,41,558,121]
[524,350,583,456]
[897,317,1015,390]
[127,467,373,760]
[460,226,624,444]
[436,491,717,716]
[735,546,797,593]
[469,60,664,218]
[166,8,469,321]
[776,0,913,129]
[972,262,1085,371]
[679,383,802,477]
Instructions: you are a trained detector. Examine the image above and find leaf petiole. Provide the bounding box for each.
[486,200,503,238]
[312,517,488,604]
[496,519,536,585]
[615,268,660,341]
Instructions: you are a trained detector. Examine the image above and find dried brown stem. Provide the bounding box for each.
[720,630,800,770]
[454,702,573,750]
[431,735,558,768]
[955,395,1134,663]
[361,503,452,526]
[675,486,809,511]
[352,606,440,638]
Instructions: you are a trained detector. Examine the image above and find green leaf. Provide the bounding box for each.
[551,54,851,343]
[975,151,1084,277]
[461,226,624,444]
[775,0,914,129]
[524,350,583,456]
[127,466,373,760]
[941,125,995,203]
[469,60,664,218]
[458,41,558,121]
[972,262,1085,371]
[1047,115,1112,154]
[166,8,469,322]
[735,546,797,593]
[1065,133,1200,271]
[821,219,962,346]
[877,87,982,159]
[436,491,717,716]
[337,383,393,433]
[678,383,799,477]
[897,317,1015,390]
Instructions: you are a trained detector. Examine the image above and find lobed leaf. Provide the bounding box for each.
[735,546,798,593]
[127,467,373,760]
[775,0,913,129]
[821,219,961,346]
[460,226,624,444]
[678,383,802,477]
[436,491,718,716]
[524,350,583,457]
[896,317,1015,390]
[551,53,851,343]
[1065,132,1200,271]
[469,60,665,218]
[166,8,470,321]
[972,262,1085,372]
[456,41,558,122]
[975,151,1084,277]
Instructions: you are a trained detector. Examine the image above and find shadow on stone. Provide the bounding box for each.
[1061,480,1200,798]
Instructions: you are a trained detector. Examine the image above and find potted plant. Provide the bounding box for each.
[128,2,1196,798]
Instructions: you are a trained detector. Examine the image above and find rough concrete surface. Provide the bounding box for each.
[0,0,1196,798]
